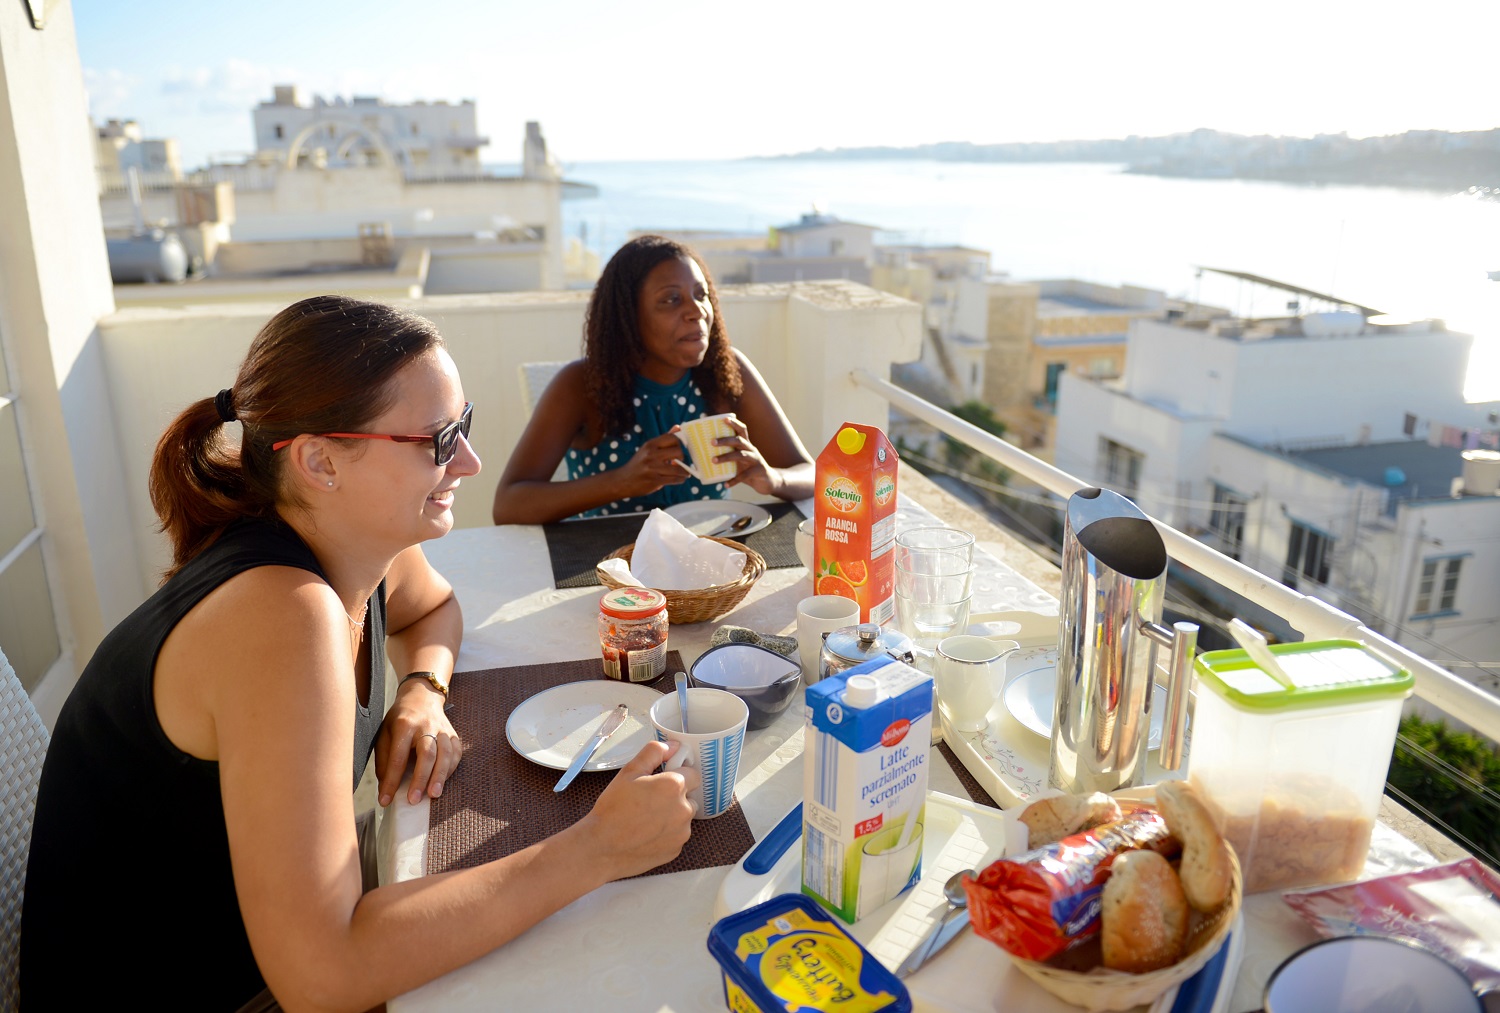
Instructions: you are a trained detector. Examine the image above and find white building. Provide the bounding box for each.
[98,93,585,294]
[94,118,181,187]
[1055,310,1500,687]
[252,84,486,176]
[773,212,877,261]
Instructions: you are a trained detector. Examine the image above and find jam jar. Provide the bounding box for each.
[598,587,669,682]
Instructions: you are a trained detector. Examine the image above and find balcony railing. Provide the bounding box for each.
[853,367,1500,745]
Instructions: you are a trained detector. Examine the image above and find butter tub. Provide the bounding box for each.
[706,893,911,1013]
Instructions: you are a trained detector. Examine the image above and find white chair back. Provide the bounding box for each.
[518,361,570,482]
[0,648,48,1011]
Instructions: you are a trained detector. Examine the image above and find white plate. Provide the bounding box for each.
[663,500,772,538]
[1003,659,1166,750]
[505,680,661,771]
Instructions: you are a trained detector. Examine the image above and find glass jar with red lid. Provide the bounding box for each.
[597,587,669,682]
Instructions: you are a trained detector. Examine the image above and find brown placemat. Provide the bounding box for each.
[544,502,804,589]
[426,653,757,878]
[938,740,1000,809]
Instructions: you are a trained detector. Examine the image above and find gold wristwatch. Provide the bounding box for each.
[401,670,449,699]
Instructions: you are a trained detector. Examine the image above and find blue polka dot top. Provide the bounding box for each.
[566,371,731,518]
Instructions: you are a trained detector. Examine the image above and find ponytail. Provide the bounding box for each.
[148,395,272,579]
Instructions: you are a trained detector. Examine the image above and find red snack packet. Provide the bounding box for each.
[964,803,1179,962]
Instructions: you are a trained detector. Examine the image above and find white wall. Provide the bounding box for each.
[1122,319,1496,444]
[1384,497,1500,671]
[253,95,482,174]
[779,224,876,260]
[0,0,141,721]
[1053,372,1221,529]
[224,168,563,287]
[747,258,870,285]
[951,277,991,340]
[424,246,545,294]
[1202,436,1364,590]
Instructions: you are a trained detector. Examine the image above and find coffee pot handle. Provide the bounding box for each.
[1141,619,1199,771]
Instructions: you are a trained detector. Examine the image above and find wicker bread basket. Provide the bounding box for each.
[1008,844,1243,1012]
[595,537,766,625]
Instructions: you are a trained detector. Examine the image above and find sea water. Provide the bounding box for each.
[802,656,933,923]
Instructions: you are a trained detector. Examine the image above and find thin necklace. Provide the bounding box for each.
[346,602,368,651]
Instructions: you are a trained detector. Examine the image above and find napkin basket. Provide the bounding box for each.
[596,536,765,624]
[1007,841,1242,1011]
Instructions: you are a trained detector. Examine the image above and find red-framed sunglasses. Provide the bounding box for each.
[271,403,473,467]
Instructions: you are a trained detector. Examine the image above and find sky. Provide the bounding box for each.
[72,0,1498,170]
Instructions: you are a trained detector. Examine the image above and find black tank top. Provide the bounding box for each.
[20,517,385,1009]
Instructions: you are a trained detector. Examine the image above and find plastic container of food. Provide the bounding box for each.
[1188,639,1412,893]
[706,893,911,1013]
[597,586,668,682]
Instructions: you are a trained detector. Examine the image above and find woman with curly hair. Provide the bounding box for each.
[492,235,813,524]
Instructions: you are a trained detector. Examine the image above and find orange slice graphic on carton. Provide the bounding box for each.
[839,559,869,586]
[815,573,858,600]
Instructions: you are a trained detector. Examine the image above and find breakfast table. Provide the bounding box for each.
[382,495,1446,1013]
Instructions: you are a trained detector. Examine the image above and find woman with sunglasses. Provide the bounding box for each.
[492,234,813,523]
[21,296,696,1010]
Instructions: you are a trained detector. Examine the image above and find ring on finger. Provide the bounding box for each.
[421,732,439,744]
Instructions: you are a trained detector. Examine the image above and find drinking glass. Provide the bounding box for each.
[894,551,973,650]
[896,526,976,567]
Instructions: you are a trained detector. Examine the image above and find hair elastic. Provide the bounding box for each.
[214,388,238,423]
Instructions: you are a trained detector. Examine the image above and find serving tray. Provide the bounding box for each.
[943,646,1180,810]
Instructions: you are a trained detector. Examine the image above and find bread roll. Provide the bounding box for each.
[1018,792,1122,847]
[1156,779,1233,912]
[1100,850,1189,972]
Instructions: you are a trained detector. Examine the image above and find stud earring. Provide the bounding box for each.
[327,481,334,487]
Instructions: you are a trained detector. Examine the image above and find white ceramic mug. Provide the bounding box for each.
[649,688,748,819]
[933,635,1017,733]
[673,414,737,484]
[795,594,860,682]
[794,517,815,571]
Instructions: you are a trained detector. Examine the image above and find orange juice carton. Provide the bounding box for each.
[814,423,898,624]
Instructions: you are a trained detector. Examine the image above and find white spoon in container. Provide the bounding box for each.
[1228,618,1294,687]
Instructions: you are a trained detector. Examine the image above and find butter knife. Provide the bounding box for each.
[553,704,629,792]
[896,908,970,977]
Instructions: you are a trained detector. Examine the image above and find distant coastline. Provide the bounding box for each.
[759,128,1500,195]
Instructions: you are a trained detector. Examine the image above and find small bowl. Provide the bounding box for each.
[690,642,802,730]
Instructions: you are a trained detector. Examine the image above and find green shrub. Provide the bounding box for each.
[1387,714,1500,863]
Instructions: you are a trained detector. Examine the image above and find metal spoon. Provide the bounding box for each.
[899,869,974,976]
[943,869,972,911]
[708,515,755,538]
[674,670,691,733]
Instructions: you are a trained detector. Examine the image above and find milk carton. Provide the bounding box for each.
[802,656,933,923]
[814,423,898,624]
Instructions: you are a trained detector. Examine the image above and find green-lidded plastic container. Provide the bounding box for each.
[706,893,911,1013]
[1188,639,1412,895]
